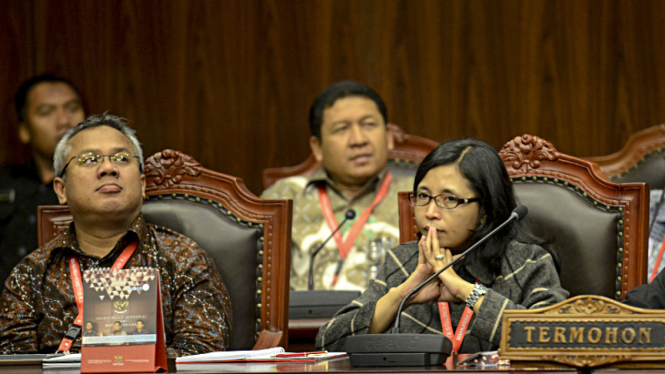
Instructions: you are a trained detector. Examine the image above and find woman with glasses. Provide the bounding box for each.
[316,138,568,353]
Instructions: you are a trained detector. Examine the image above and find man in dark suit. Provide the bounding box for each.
[0,75,86,290]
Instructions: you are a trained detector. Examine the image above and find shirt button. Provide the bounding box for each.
[29,214,36,225]
[18,246,27,257]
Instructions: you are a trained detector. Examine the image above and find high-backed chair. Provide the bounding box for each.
[585,124,665,189]
[398,135,649,300]
[38,149,292,350]
[261,123,439,190]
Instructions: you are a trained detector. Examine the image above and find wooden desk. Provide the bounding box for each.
[288,318,329,351]
[6,357,662,373]
[8,356,581,373]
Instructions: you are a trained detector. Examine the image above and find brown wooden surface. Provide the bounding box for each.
[262,124,439,190]
[288,318,330,352]
[1,357,582,373]
[2,1,665,194]
[37,149,292,350]
[585,124,665,177]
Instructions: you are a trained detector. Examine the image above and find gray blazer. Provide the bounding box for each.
[316,240,569,353]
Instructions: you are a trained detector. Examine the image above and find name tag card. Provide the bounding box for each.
[499,295,665,369]
[81,268,167,373]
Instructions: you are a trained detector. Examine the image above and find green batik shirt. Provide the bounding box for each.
[261,168,413,291]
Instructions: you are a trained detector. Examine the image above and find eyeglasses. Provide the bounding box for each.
[408,191,481,209]
[59,152,140,177]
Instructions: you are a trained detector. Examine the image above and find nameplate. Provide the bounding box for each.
[499,295,665,368]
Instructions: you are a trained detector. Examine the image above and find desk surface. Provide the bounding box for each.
[5,356,585,374]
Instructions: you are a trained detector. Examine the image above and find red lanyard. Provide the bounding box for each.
[438,282,482,354]
[317,172,393,260]
[438,302,474,354]
[317,172,393,286]
[57,241,139,353]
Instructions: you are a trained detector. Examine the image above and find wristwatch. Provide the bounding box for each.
[465,283,488,309]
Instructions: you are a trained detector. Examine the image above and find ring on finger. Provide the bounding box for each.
[435,254,445,260]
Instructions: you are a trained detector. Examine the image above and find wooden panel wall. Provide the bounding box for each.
[2,0,665,195]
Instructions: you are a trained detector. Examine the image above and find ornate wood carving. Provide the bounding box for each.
[558,297,625,315]
[144,149,202,188]
[585,124,665,176]
[500,134,560,173]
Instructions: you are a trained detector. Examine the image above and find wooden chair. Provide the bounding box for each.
[585,124,665,189]
[261,123,439,190]
[37,149,292,350]
[398,135,649,300]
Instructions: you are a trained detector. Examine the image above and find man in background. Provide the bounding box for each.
[0,74,86,289]
[131,320,147,335]
[261,81,413,291]
[109,321,127,336]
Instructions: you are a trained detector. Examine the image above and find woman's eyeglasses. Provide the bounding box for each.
[408,191,480,209]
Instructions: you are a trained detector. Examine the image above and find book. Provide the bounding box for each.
[176,347,285,363]
[248,352,347,362]
[176,348,347,364]
[43,353,82,369]
[81,267,167,373]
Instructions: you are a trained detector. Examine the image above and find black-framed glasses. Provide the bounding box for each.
[59,152,140,177]
[408,191,481,209]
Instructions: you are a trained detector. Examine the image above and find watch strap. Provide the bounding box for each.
[465,283,488,309]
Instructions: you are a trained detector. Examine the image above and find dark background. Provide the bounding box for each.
[2,0,665,195]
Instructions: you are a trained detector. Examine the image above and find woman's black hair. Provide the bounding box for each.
[413,138,558,278]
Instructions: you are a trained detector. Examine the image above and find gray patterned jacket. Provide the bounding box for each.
[316,240,569,353]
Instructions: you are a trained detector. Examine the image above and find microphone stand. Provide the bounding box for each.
[290,210,361,319]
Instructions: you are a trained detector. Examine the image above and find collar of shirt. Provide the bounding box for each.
[57,214,149,264]
[305,167,390,202]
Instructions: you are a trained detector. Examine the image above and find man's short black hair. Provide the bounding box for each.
[15,74,82,122]
[308,81,388,140]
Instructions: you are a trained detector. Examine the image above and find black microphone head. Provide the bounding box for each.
[345,209,356,220]
[512,206,528,221]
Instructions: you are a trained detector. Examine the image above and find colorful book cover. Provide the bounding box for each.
[81,267,167,373]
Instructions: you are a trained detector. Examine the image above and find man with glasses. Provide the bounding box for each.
[0,75,86,291]
[261,81,414,291]
[0,114,232,357]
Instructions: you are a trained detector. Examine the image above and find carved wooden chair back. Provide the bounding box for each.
[38,149,292,350]
[261,123,439,190]
[585,124,665,189]
[398,135,648,300]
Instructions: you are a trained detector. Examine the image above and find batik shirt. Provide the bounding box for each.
[261,168,413,291]
[316,240,569,352]
[0,214,232,357]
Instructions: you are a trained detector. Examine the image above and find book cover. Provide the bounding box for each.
[81,267,167,373]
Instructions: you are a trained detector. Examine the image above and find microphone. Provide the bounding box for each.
[308,209,356,290]
[345,206,528,367]
[290,209,361,318]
